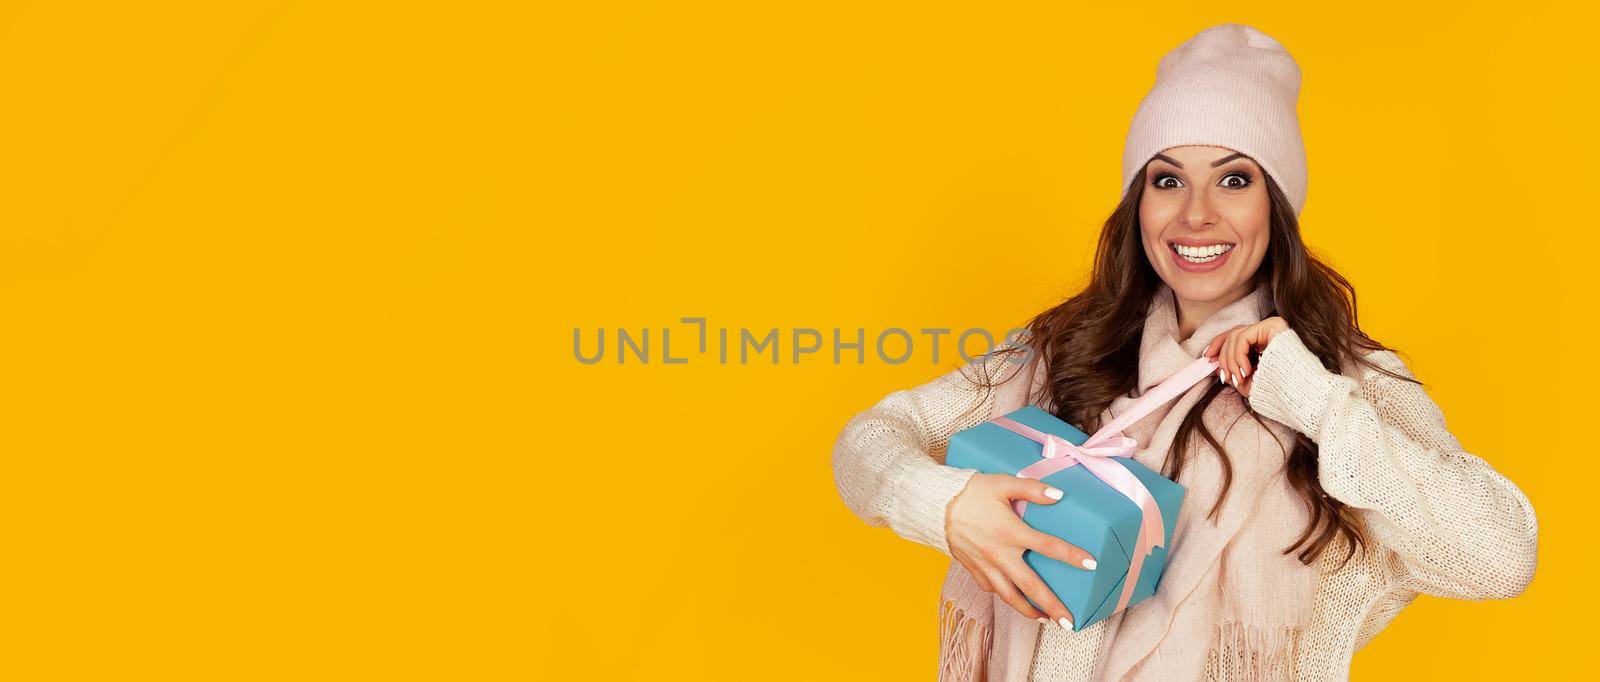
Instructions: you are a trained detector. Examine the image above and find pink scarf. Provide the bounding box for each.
[938,283,1319,680]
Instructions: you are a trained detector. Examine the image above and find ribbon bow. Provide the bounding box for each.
[991,354,1219,617]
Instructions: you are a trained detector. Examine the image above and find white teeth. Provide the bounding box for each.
[1172,243,1234,263]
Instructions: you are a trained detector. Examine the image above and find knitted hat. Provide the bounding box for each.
[1121,23,1308,215]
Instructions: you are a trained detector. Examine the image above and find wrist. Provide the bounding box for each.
[890,460,978,557]
[1246,328,1345,436]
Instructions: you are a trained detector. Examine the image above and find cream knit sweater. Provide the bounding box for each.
[831,316,1539,679]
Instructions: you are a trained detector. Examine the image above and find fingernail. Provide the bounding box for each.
[1240,366,1249,377]
[1044,487,1064,500]
[1082,557,1097,570]
[1037,617,1049,624]
[1217,369,1226,383]
[1230,372,1238,386]
[1059,616,1073,630]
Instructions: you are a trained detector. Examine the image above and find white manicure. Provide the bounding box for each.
[1044,487,1064,500]
[1082,558,1097,570]
[1059,616,1073,630]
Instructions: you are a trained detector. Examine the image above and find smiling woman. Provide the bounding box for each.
[830,22,1538,681]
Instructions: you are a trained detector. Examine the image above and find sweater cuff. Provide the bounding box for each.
[1247,328,1348,439]
[884,455,980,558]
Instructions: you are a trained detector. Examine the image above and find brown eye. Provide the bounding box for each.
[1220,172,1253,189]
[1153,173,1183,189]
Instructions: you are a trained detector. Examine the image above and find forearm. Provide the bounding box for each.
[1247,329,1539,599]
[831,351,1025,556]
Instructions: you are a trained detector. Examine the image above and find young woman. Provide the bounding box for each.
[831,24,1538,681]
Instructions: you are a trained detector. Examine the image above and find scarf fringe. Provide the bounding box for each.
[1205,621,1302,681]
[938,599,992,682]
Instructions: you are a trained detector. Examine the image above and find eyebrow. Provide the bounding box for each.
[1150,152,1249,169]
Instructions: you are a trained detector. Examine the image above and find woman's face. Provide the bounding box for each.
[1138,145,1271,306]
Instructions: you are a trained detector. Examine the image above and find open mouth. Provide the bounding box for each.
[1168,241,1235,264]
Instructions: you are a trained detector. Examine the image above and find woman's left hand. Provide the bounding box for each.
[1203,316,1290,397]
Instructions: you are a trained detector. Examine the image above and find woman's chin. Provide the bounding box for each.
[1162,275,1243,304]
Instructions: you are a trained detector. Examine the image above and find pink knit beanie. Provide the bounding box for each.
[1121,23,1308,216]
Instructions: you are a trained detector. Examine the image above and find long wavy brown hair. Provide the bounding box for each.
[964,158,1419,569]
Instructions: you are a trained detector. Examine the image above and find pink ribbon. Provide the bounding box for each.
[993,354,1219,617]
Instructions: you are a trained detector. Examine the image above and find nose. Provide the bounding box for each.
[1181,187,1219,231]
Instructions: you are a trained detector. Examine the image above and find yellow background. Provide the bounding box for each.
[0,1,1589,679]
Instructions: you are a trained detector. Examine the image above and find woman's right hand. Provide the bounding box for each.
[944,473,1098,629]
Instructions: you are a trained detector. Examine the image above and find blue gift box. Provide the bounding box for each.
[947,405,1185,632]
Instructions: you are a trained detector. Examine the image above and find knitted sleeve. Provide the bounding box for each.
[1246,328,1539,601]
[830,350,1028,557]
